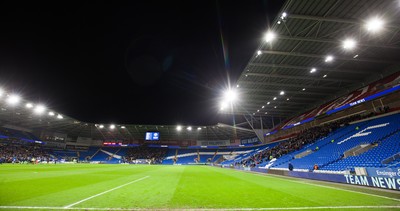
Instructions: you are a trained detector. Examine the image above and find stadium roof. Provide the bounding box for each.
[0,103,255,140]
[225,0,400,119]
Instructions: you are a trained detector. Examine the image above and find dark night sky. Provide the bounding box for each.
[0,1,283,125]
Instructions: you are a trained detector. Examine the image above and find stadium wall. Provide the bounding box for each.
[287,171,400,191]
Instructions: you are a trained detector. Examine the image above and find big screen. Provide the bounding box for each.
[145,132,160,141]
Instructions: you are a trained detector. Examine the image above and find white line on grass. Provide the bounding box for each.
[246,171,400,202]
[0,205,400,210]
[63,175,150,208]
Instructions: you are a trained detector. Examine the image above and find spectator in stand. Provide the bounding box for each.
[238,113,378,168]
[125,145,167,164]
[288,162,294,171]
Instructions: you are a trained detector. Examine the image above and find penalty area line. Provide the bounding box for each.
[0,205,400,210]
[63,175,150,208]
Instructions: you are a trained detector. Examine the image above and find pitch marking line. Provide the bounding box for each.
[0,205,400,210]
[249,172,400,202]
[63,175,150,208]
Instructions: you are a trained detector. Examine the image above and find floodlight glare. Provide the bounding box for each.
[0,89,3,97]
[287,98,290,101]
[267,102,270,105]
[48,111,55,116]
[273,97,277,100]
[257,110,260,112]
[280,91,285,95]
[265,112,268,114]
[57,114,63,119]
[264,31,276,43]
[282,12,287,18]
[6,94,20,105]
[121,126,126,129]
[197,127,201,130]
[187,126,192,131]
[223,89,238,103]
[274,106,277,108]
[310,68,317,73]
[257,50,262,56]
[177,125,182,131]
[236,84,239,88]
[110,124,115,129]
[26,103,33,108]
[302,88,306,91]
[99,124,104,128]
[325,55,334,62]
[343,38,356,50]
[323,74,327,78]
[366,17,384,33]
[34,105,46,114]
[262,106,265,108]
[220,101,228,110]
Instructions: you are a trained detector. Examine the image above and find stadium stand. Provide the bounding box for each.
[268,113,400,173]
[126,146,167,164]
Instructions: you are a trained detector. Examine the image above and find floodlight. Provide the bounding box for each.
[366,17,384,33]
[262,106,265,108]
[34,104,46,114]
[264,31,276,43]
[274,106,277,108]
[353,54,359,58]
[121,126,126,129]
[282,12,287,18]
[197,127,201,130]
[110,124,115,129]
[323,74,327,78]
[57,114,63,119]
[257,110,260,112]
[302,88,306,91]
[0,89,3,97]
[280,91,285,95]
[6,94,20,105]
[265,112,268,114]
[236,84,239,88]
[220,101,228,110]
[187,126,192,131]
[287,98,290,101]
[48,111,55,116]
[99,124,104,129]
[310,68,317,73]
[343,39,356,50]
[273,97,277,100]
[253,113,255,115]
[267,102,270,105]
[177,125,182,131]
[223,89,238,103]
[257,50,262,56]
[26,103,33,108]
[325,55,334,62]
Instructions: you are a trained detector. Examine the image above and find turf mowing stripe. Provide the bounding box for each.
[241,170,400,202]
[63,175,150,208]
[1,205,400,210]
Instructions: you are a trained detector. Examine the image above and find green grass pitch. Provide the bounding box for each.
[0,164,399,210]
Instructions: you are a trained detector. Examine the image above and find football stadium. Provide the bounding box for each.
[1,0,400,210]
